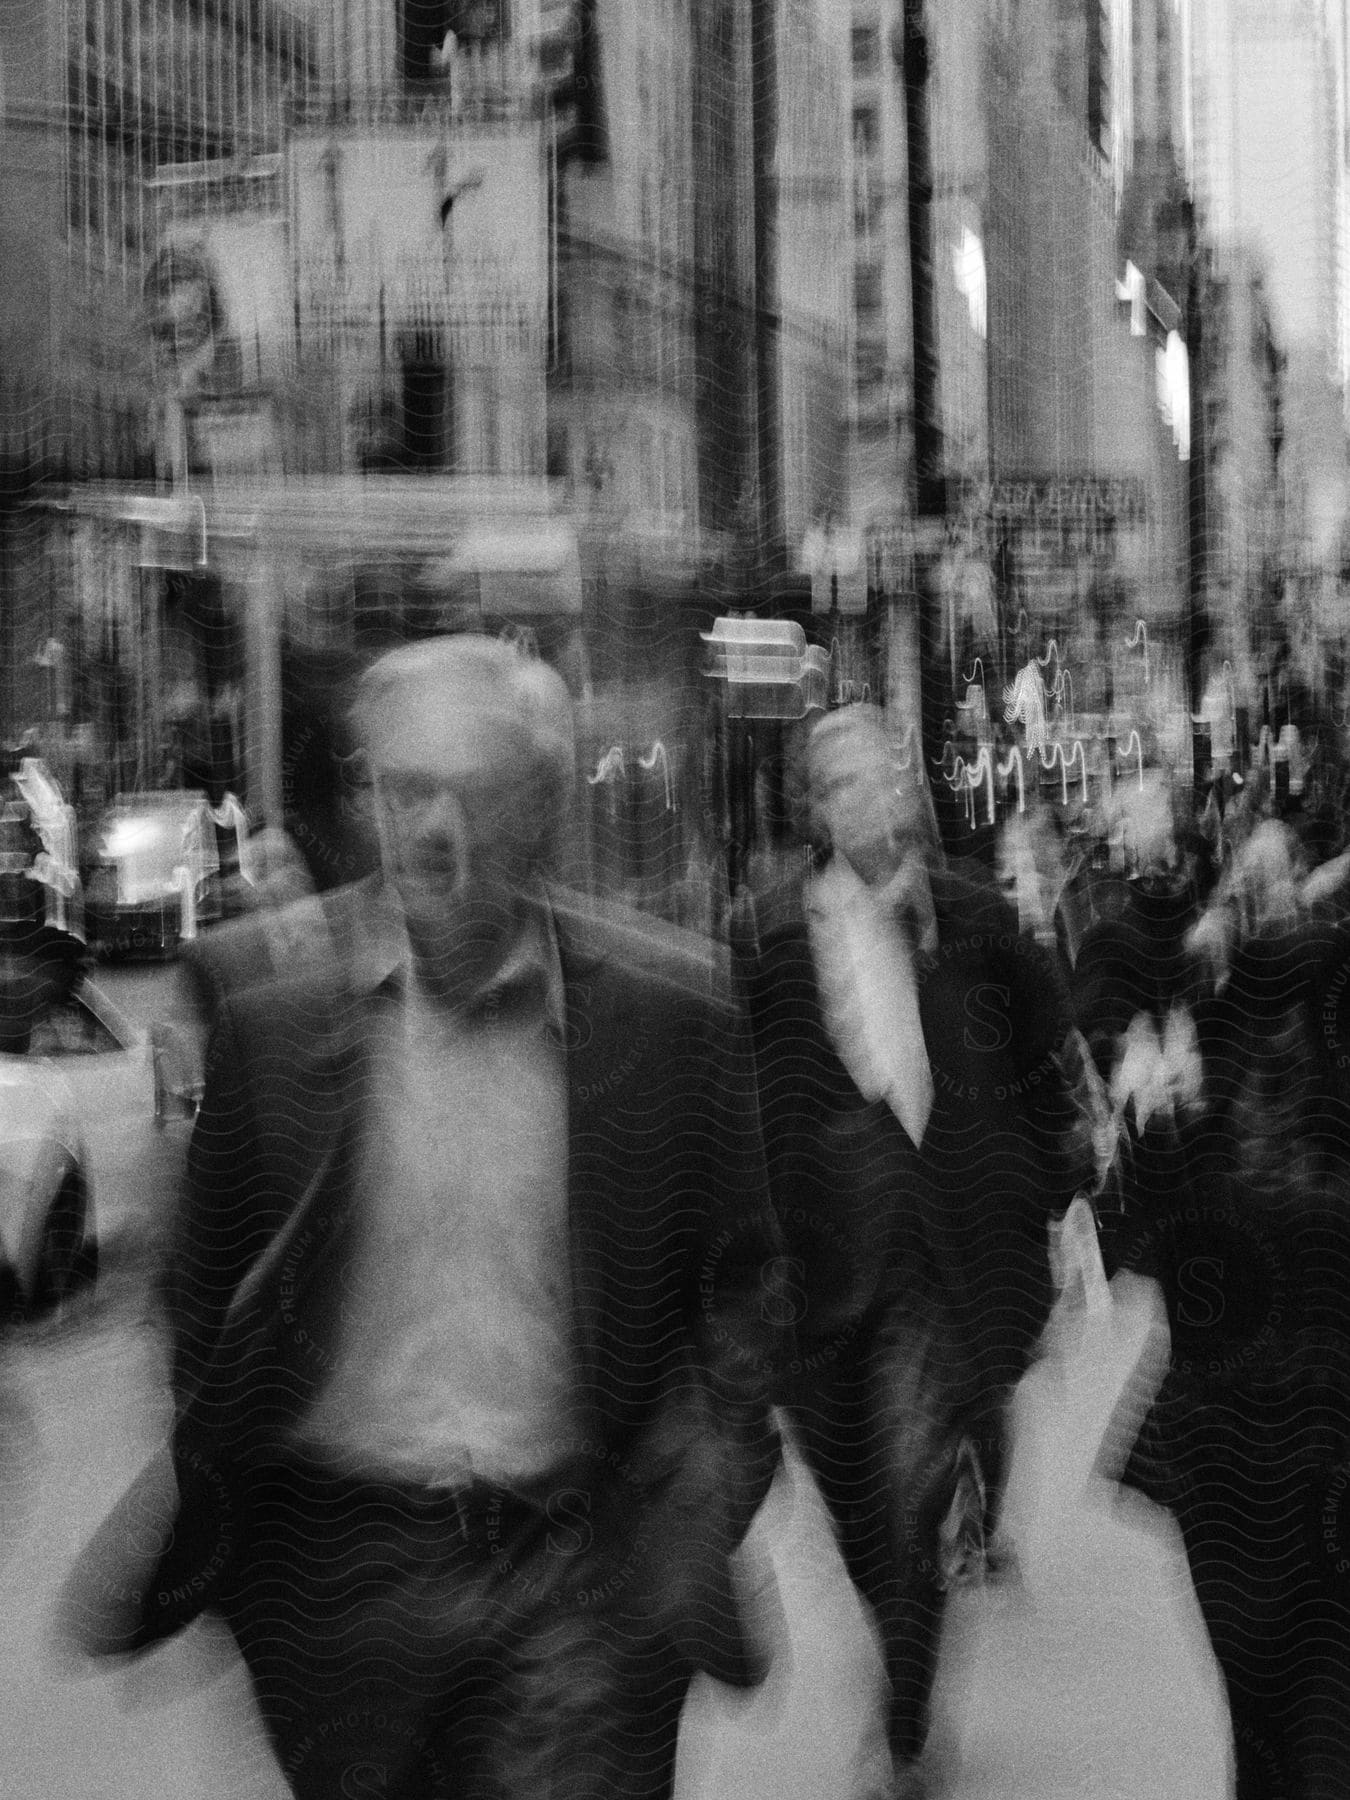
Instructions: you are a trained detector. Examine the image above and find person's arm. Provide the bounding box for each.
[624,979,787,1688]
[157,998,267,1411]
[1000,923,1097,1209]
[687,988,787,1529]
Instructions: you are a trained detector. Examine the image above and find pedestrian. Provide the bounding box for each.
[1108,906,1350,1798]
[65,634,785,1800]
[736,703,1090,1794]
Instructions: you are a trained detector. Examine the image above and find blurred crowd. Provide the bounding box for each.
[33,638,1350,1800]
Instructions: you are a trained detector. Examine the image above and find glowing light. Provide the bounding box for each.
[952,229,987,338]
[1156,329,1190,459]
[1116,261,1146,335]
[103,819,163,859]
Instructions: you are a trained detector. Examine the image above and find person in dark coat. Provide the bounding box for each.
[736,704,1088,1793]
[67,636,785,1800]
[1111,913,1350,1800]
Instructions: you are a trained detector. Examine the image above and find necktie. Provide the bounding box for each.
[811,862,935,1150]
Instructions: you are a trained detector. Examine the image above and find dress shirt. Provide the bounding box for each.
[808,855,935,1150]
[296,895,576,1489]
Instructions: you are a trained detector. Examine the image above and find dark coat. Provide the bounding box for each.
[734,859,1087,1769]
[70,887,784,1688]
[1109,918,1350,1797]
[737,862,1084,1400]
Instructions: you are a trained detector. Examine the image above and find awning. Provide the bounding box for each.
[43,476,585,614]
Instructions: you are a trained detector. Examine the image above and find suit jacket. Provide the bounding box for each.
[737,862,1085,1390]
[73,885,784,1686]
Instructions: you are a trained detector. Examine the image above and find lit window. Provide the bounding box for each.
[952,229,987,338]
[1115,260,1146,335]
[1156,329,1190,459]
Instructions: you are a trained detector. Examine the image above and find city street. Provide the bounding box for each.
[1,0,1345,1789]
[0,961,1236,1799]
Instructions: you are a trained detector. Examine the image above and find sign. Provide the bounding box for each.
[983,477,1148,529]
[291,128,547,323]
[949,476,1152,560]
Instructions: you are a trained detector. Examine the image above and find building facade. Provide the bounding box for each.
[0,0,312,780]
[1184,0,1350,713]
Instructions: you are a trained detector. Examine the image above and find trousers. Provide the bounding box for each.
[218,1451,692,1800]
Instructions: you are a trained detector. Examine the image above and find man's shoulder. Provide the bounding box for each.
[186,883,375,1050]
[548,886,735,1013]
[931,863,1019,944]
[931,864,1069,1015]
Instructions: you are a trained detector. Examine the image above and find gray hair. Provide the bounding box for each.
[798,702,941,861]
[350,634,575,804]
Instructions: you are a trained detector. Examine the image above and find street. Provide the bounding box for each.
[0,961,1235,1800]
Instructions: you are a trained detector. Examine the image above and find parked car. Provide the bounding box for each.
[85,792,226,960]
[0,1049,97,1325]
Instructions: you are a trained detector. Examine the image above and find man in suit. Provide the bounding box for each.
[70,636,784,1800]
[737,704,1087,1793]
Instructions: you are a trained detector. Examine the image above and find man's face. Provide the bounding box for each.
[809,725,923,887]
[362,677,546,934]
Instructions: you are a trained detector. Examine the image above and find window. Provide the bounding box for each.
[399,1,454,85]
[1085,0,1109,153]
[398,331,450,470]
[852,105,880,160]
[398,2,503,88]
[855,262,884,319]
[637,172,653,246]
[854,174,881,239]
[851,25,880,74]
[855,339,888,401]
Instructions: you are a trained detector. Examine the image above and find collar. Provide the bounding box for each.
[809,854,939,961]
[350,878,565,1035]
[476,901,566,1035]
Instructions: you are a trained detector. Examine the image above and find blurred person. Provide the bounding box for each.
[1223,817,1306,936]
[1107,901,1350,1798]
[1302,840,1350,920]
[994,804,1075,963]
[1070,777,1213,1087]
[736,703,1089,1794]
[1186,817,1307,993]
[66,635,784,1800]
